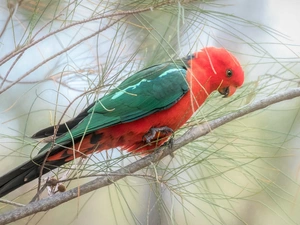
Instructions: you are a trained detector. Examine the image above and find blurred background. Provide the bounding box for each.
[1,0,300,224]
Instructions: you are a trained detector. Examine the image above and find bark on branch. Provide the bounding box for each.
[0,88,300,224]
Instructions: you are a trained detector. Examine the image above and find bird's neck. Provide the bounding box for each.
[186,56,217,111]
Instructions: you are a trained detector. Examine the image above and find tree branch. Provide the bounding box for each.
[0,88,300,224]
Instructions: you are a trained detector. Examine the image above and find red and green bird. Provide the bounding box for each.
[0,47,244,197]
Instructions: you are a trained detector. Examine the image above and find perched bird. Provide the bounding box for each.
[0,47,244,197]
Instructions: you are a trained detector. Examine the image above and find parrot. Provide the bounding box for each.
[0,47,244,198]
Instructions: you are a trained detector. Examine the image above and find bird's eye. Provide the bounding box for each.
[226,69,233,77]
[186,53,195,61]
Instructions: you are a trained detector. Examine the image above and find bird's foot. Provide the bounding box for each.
[143,126,174,144]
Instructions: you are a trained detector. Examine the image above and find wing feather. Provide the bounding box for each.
[34,61,190,152]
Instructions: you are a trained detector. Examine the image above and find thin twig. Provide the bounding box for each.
[0,199,25,208]
[0,51,24,89]
[0,1,16,38]
[0,1,174,67]
[45,172,159,185]
[0,16,125,95]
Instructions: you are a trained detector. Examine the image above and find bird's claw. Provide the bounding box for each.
[143,126,173,144]
[165,136,174,149]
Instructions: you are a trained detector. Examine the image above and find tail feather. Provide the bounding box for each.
[0,151,68,198]
[0,133,93,197]
[31,103,94,138]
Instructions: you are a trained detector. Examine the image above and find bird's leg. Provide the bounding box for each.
[143,126,174,144]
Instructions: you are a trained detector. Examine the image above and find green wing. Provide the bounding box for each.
[92,63,188,121]
[39,61,189,151]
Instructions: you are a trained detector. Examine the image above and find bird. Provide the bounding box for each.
[0,47,244,197]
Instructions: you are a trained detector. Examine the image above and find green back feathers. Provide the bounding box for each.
[39,59,190,153]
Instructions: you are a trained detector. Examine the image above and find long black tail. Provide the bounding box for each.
[0,102,94,197]
[0,151,67,198]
